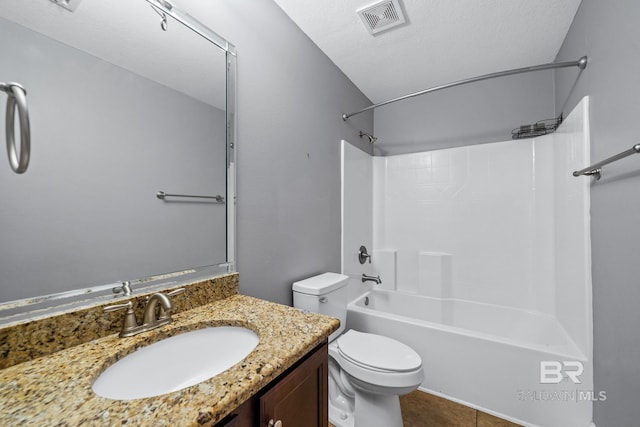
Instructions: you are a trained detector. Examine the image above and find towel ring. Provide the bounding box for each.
[1,82,31,174]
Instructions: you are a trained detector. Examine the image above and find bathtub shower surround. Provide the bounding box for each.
[341,97,593,427]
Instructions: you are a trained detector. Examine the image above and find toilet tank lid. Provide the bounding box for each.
[292,272,349,295]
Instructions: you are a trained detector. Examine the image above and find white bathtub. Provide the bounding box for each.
[346,289,593,427]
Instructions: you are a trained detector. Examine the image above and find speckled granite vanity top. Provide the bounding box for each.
[0,291,339,426]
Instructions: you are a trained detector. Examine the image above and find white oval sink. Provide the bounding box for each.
[92,326,259,400]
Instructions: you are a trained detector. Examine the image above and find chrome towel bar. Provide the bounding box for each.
[573,144,640,180]
[0,82,31,174]
[156,191,225,203]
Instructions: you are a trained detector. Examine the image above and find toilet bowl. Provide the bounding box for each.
[293,273,424,427]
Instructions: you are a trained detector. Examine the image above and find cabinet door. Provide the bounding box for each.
[259,342,328,427]
[215,398,255,427]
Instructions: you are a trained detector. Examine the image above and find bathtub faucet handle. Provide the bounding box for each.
[358,245,372,264]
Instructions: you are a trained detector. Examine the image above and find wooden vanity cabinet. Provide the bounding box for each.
[215,340,328,427]
[259,339,328,427]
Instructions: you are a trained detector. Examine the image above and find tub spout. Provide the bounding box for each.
[362,274,382,284]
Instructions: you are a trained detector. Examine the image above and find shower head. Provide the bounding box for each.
[359,131,377,144]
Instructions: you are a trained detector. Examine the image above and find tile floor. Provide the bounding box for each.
[329,390,523,427]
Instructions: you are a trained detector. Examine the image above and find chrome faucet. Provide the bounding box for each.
[104,288,185,338]
[362,274,382,284]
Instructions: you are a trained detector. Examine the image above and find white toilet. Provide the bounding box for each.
[293,272,423,427]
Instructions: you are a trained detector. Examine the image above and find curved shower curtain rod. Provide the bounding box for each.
[342,56,588,121]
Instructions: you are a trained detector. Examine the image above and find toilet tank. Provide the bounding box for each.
[292,272,349,341]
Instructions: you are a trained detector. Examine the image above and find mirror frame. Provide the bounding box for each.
[0,0,237,326]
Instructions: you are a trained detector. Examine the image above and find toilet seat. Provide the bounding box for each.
[330,331,424,389]
[337,330,421,372]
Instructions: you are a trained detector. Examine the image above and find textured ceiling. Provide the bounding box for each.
[272,0,582,104]
[0,0,227,109]
[1,0,582,110]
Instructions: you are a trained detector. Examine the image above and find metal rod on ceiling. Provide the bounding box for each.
[341,56,588,121]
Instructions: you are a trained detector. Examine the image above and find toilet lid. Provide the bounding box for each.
[337,330,421,372]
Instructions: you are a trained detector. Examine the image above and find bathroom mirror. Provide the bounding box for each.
[0,0,236,323]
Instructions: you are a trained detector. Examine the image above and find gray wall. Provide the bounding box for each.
[192,0,640,424]
[0,17,227,302]
[373,70,556,155]
[555,1,640,425]
[185,1,374,305]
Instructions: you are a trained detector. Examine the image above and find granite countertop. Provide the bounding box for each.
[0,294,339,426]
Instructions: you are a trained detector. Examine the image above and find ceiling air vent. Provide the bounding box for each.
[357,0,406,35]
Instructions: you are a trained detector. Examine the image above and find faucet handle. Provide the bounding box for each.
[103,301,132,312]
[358,246,372,264]
[165,288,185,297]
[104,301,139,337]
[144,288,184,303]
